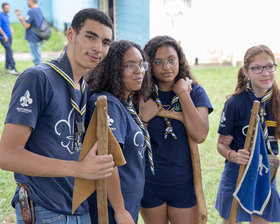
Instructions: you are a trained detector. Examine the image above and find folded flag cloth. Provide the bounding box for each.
[72,107,126,214]
[233,121,271,215]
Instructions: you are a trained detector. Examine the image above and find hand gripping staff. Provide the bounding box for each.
[72,96,126,223]
[229,101,260,224]
[157,109,207,224]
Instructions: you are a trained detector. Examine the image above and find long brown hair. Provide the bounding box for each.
[233,45,280,139]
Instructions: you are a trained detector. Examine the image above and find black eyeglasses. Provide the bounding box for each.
[153,57,178,68]
[246,64,277,74]
[123,62,149,73]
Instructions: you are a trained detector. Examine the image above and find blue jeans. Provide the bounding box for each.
[15,202,91,224]
[28,41,42,66]
[0,36,15,70]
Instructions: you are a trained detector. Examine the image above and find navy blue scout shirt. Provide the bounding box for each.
[25,7,43,42]
[218,90,279,156]
[6,52,89,215]
[87,91,146,220]
[145,84,213,184]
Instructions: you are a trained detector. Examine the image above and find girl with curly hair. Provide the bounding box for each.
[139,35,213,224]
[86,40,153,223]
[216,45,280,224]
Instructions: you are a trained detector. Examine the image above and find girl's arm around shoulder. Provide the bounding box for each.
[138,98,162,126]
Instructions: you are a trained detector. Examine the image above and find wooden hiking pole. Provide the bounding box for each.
[157,109,207,224]
[229,100,260,224]
[188,136,207,223]
[96,96,109,224]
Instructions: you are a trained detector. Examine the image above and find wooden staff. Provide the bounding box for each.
[157,109,207,224]
[96,96,109,224]
[229,100,260,224]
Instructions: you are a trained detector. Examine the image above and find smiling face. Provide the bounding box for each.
[243,53,276,97]
[122,47,146,98]
[152,45,179,90]
[67,19,112,74]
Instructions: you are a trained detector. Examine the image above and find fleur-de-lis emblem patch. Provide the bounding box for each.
[107,114,114,127]
[20,90,33,107]
[220,111,226,123]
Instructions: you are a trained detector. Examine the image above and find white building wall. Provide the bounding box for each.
[150,0,280,65]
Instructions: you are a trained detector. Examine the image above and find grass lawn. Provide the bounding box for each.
[0,63,279,223]
[0,23,67,54]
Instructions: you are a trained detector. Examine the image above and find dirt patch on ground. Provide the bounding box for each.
[0,51,62,62]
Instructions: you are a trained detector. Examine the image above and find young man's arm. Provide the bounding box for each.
[0,123,114,179]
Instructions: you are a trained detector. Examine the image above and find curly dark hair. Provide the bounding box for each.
[144,35,197,97]
[71,8,114,38]
[86,40,153,104]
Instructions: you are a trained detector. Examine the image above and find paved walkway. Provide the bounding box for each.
[0,51,62,62]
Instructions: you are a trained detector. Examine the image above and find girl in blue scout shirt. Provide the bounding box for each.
[86,40,153,224]
[139,35,213,224]
[216,45,280,223]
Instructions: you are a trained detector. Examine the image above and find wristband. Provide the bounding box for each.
[178,90,188,97]
[226,150,235,162]
[141,119,149,124]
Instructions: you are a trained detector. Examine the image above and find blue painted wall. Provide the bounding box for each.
[3,0,98,29]
[52,0,99,31]
[2,0,150,47]
[116,0,149,47]
[2,0,52,23]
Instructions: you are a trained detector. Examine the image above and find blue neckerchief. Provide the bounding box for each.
[125,96,155,175]
[154,85,178,140]
[45,52,87,151]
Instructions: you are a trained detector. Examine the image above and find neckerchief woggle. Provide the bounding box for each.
[154,85,178,139]
[45,53,87,152]
[246,81,273,154]
[125,96,155,175]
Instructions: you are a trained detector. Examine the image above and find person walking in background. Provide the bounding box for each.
[86,40,153,223]
[139,35,213,224]
[0,8,114,223]
[215,45,280,223]
[15,0,44,66]
[0,3,19,75]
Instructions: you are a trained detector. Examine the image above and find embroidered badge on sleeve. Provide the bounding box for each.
[17,90,33,114]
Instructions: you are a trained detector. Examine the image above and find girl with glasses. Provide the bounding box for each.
[86,40,153,223]
[139,35,213,224]
[216,45,280,223]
